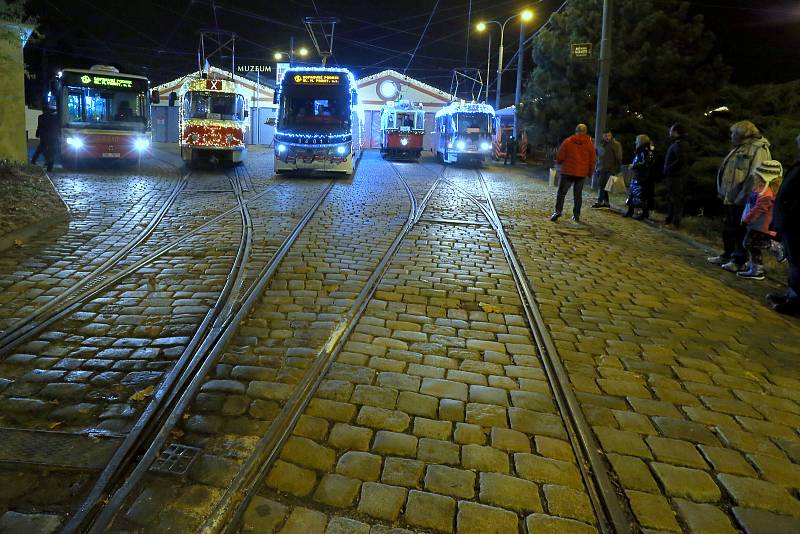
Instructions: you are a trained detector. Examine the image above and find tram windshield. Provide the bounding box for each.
[63,86,147,130]
[278,84,350,133]
[184,92,245,121]
[455,113,492,134]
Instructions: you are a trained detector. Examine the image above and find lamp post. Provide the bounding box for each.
[476,9,533,114]
[285,37,309,66]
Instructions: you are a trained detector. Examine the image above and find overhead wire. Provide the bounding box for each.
[403,0,440,75]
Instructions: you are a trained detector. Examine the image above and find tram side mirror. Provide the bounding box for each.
[168,91,177,106]
[351,90,358,105]
[265,117,276,126]
[244,110,249,118]
[150,89,160,104]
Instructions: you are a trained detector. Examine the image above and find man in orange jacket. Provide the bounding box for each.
[551,123,596,222]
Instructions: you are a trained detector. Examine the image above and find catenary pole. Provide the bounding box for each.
[594,0,613,143]
[513,17,526,137]
[495,29,504,110]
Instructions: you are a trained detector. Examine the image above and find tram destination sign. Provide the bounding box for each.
[291,74,342,85]
[63,71,141,90]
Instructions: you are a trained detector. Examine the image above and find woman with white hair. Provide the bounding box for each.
[708,120,772,272]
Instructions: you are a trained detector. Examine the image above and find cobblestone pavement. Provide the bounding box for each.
[484,166,800,532]
[0,150,332,518]
[0,159,179,329]
[223,171,604,534]
[108,151,413,532]
[1,153,799,534]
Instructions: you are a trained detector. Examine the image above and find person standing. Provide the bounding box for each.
[591,129,623,208]
[663,123,689,228]
[708,120,771,272]
[551,123,596,222]
[504,135,517,166]
[768,134,800,315]
[737,160,782,280]
[623,135,655,219]
[31,107,60,172]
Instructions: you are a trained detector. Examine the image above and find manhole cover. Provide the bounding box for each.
[149,443,201,476]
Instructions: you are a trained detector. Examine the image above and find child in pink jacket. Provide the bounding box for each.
[738,160,783,280]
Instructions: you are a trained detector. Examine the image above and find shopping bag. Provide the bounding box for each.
[548,168,557,187]
[604,174,626,194]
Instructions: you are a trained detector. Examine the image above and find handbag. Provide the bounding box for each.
[604,174,626,194]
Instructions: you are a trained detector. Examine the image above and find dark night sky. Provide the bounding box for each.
[22,0,800,97]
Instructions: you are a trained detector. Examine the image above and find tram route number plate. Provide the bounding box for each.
[102,152,121,158]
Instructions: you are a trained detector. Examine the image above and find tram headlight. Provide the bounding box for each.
[400,138,409,146]
[480,142,491,151]
[66,137,83,149]
[277,144,287,153]
[134,138,150,151]
[456,140,466,150]
[336,145,347,155]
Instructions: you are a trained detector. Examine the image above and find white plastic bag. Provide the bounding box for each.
[548,168,557,187]
[604,174,626,194]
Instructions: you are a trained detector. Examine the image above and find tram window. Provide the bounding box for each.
[67,91,82,122]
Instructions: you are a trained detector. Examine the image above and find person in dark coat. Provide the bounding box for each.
[31,107,60,172]
[663,123,689,228]
[591,129,623,208]
[623,134,655,219]
[504,135,517,166]
[768,133,800,315]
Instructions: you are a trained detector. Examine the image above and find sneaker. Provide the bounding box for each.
[736,266,765,280]
[766,292,789,305]
[571,215,580,223]
[550,212,561,222]
[721,260,746,273]
[591,202,608,209]
[707,255,729,265]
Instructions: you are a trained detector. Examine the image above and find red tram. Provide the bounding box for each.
[379,100,425,160]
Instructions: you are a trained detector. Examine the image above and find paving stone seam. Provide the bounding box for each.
[199,164,443,533]
[446,169,634,534]
[61,178,337,534]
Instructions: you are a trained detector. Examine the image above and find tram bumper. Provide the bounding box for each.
[275,144,353,174]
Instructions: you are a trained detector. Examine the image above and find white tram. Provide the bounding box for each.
[273,67,364,175]
[433,102,495,165]
[379,100,425,160]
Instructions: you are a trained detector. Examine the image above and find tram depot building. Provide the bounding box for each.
[152,68,452,151]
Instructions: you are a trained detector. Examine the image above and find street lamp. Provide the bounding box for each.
[476,9,534,116]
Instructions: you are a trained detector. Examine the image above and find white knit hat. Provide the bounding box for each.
[753,160,783,184]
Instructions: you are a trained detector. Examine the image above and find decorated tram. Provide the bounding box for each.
[273,67,363,175]
[379,100,425,160]
[55,65,154,162]
[433,102,495,165]
[179,77,248,165]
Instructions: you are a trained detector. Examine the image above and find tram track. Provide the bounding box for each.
[0,159,286,360]
[197,161,444,534]
[0,159,189,355]
[443,167,633,534]
[62,175,336,534]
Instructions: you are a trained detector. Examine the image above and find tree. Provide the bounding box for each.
[520,0,729,149]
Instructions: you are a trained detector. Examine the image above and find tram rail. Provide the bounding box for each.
[199,161,444,534]
[444,167,633,534]
[63,175,335,534]
[0,158,189,356]
[0,159,281,359]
